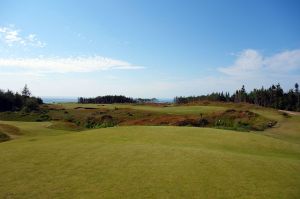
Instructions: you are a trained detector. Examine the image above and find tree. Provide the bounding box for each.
[14,92,24,110]
[23,98,39,112]
[22,84,31,97]
[0,86,43,112]
[295,83,299,110]
[78,95,136,104]
[275,84,284,109]
[240,85,247,102]
[173,83,300,111]
[0,90,14,111]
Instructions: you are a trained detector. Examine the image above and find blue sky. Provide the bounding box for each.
[0,0,300,98]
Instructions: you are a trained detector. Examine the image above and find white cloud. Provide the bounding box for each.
[0,56,144,73]
[264,49,300,71]
[0,26,46,47]
[218,49,300,76]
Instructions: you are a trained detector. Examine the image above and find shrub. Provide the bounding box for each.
[75,121,81,126]
[23,98,39,112]
[85,114,116,128]
[198,118,209,127]
[281,112,290,118]
[174,118,209,127]
[0,131,10,142]
[64,115,75,122]
[36,114,50,122]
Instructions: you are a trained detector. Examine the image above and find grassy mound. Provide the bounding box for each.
[0,123,21,142]
[122,109,274,131]
[47,121,83,131]
[0,123,21,135]
[212,109,276,131]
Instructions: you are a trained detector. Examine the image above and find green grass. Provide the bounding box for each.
[0,104,299,198]
[0,121,300,198]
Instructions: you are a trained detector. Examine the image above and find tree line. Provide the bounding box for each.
[78,95,135,104]
[174,83,300,111]
[78,95,157,104]
[78,96,158,104]
[0,85,43,112]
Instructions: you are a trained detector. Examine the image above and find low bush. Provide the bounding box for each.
[22,98,40,112]
[0,131,10,142]
[85,114,116,128]
[175,118,210,127]
[64,114,75,122]
[36,114,50,122]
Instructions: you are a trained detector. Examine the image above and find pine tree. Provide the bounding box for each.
[22,84,31,97]
[295,83,299,110]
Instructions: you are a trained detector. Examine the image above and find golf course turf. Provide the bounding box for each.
[0,104,299,198]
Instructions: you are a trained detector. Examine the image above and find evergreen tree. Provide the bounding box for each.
[173,83,300,111]
[295,83,299,110]
[22,84,31,97]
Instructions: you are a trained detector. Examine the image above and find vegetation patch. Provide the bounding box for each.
[212,109,276,131]
[119,108,274,131]
[85,114,117,128]
[0,131,10,142]
[0,111,50,122]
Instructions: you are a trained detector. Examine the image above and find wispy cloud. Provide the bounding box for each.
[218,49,300,76]
[0,26,46,47]
[0,56,144,73]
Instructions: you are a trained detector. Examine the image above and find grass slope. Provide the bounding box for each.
[0,121,299,198]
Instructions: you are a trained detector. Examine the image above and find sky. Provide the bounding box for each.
[0,0,300,98]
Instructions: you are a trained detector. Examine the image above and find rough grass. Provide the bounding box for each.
[47,121,83,131]
[0,117,299,198]
[0,111,50,122]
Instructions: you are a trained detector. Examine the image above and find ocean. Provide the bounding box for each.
[42,97,78,104]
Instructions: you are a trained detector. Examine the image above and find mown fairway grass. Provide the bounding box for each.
[0,105,300,198]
